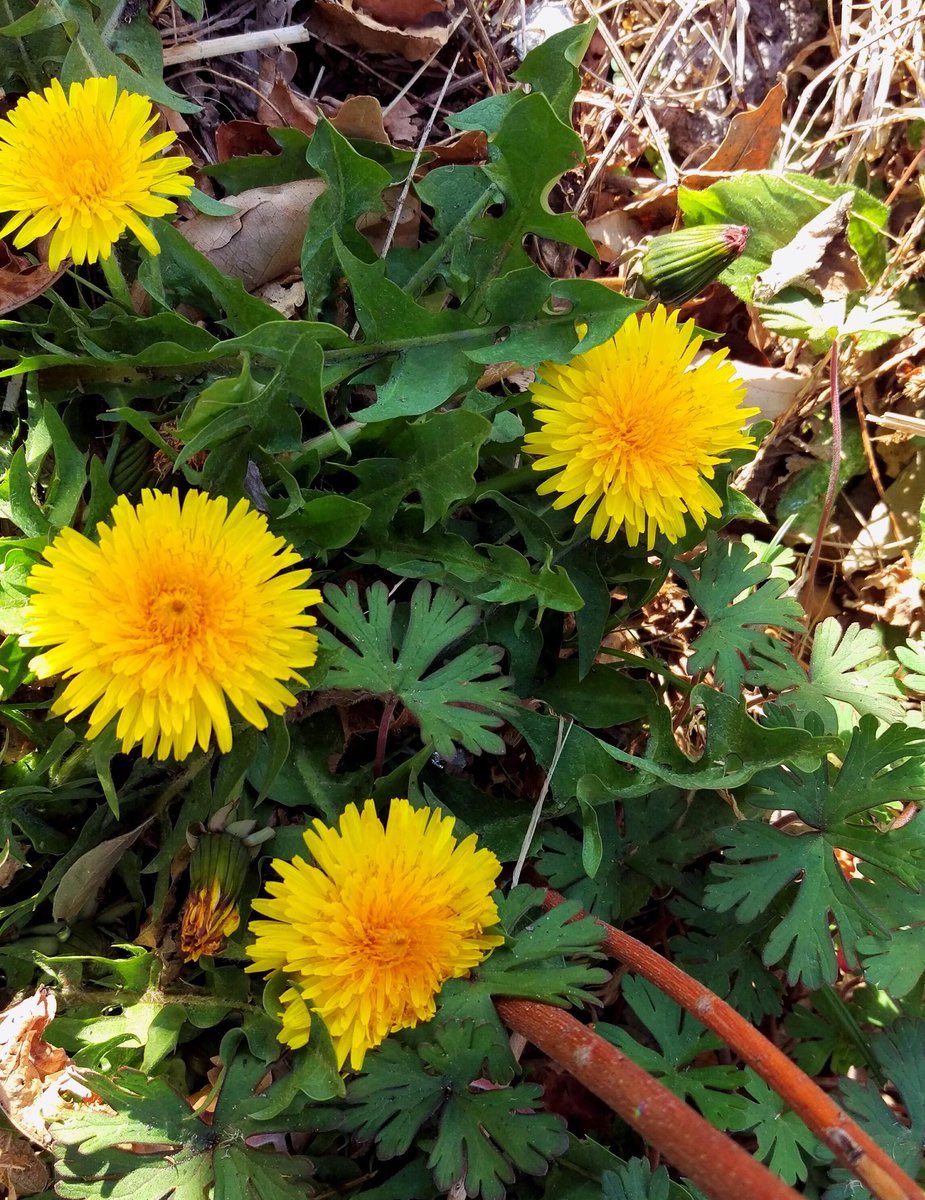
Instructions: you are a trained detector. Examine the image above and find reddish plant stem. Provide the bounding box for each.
[801,340,842,600]
[373,695,398,778]
[543,889,924,1200]
[496,998,801,1200]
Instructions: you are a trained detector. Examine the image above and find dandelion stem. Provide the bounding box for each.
[541,888,925,1200]
[496,998,802,1200]
[100,253,134,310]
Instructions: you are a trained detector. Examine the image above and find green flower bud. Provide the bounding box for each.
[641,224,749,304]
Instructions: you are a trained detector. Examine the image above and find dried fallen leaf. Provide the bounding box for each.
[753,194,864,302]
[215,120,281,163]
[179,180,326,292]
[53,819,154,923]
[625,84,786,225]
[0,991,96,1149]
[728,358,806,421]
[257,49,321,136]
[307,0,451,62]
[356,0,444,22]
[687,83,786,184]
[584,210,643,265]
[0,243,66,317]
[0,1130,48,1198]
[329,95,390,144]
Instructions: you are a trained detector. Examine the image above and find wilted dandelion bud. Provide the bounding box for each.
[180,821,270,962]
[641,224,750,304]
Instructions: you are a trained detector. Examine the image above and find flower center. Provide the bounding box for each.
[60,155,114,204]
[363,919,417,969]
[148,585,206,645]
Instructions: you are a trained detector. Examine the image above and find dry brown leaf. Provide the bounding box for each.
[179,180,325,292]
[842,451,925,574]
[687,84,786,185]
[584,211,643,265]
[0,1130,48,1198]
[754,194,865,301]
[355,0,444,22]
[382,97,421,145]
[0,243,66,317]
[215,120,281,163]
[329,95,390,144]
[358,187,422,253]
[257,279,307,318]
[307,0,451,62]
[728,359,806,421]
[0,990,97,1150]
[427,129,488,164]
[625,84,786,226]
[256,49,321,135]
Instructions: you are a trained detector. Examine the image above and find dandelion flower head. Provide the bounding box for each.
[0,76,193,270]
[524,306,759,550]
[247,798,503,1070]
[20,488,320,760]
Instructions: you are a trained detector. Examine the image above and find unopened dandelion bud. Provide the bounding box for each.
[179,832,251,962]
[641,225,749,304]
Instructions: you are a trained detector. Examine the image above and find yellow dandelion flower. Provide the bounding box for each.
[247,798,503,1070]
[20,489,321,760]
[524,306,759,550]
[0,75,193,270]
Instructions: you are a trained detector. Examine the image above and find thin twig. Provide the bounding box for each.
[511,718,573,887]
[541,889,925,1200]
[379,53,462,261]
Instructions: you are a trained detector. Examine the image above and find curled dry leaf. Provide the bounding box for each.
[0,1130,49,1199]
[307,0,452,62]
[329,95,391,144]
[753,194,866,302]
[0,990,97,1149]
[728,358,807,422]
[0,243,66,317]
[215,120,281,163]
[257,49,321,136]
[626,82,786,225]
[179,180,326,292]
[584,211,643,265]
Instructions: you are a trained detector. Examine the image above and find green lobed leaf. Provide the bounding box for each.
[319,580,517,757]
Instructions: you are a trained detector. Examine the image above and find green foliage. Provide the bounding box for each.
[2,17,923,1200]
[54,1036,338,1200]
[673,534,804,691]
[705,716,925,986]
[319,580,517,756]
[751,617,905,733]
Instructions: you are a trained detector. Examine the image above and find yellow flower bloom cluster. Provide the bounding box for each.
[20,489,321,760]
[525,307,758,549]
[0,75,193,269]
[247,799,503,1070]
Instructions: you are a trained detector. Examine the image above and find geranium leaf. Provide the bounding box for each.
[320,580,517,757]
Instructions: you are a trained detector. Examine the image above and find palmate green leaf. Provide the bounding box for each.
[319,580,517,757]
[705,716,925,987]
[672,534,803,692]
[602,1159,702,1200]
[54,1040,335,1200]
[737,1073,821,1184]
[669,898,783,1023]
[750,617,905,734]
[824,1020,925,1198]
[346,1020,568,1200]
[597,977,752,1130]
